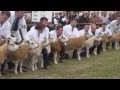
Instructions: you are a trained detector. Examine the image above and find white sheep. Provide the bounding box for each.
[22,38,50,71]
[7,40,39,74]
[102,33,111,51]
[84,33,102,58]
[0,35,18,43]
[65,35,88,61]
[110,32,120,50]
[0,40,19,76]
[50,35,69,64]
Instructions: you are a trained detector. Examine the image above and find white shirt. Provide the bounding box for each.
[100,16,108,23]
[88,28,99,36]
[26,26,46,44]
[8,14,27,42]
[49,30,57,38]
[53,18,59,25]
[107,20,120,33]
[0,21,11,38]
[96,27,112,36]
[30,26,49,39]
[44,27,49,39]
[63,24,79,38]
[78,29,92,37]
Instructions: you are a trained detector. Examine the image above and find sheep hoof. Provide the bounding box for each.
[87,55,91,58]
[32,69,35,71]
[87,55,90,58]
[94,53,97,55]
[20,71,23,73]
[103,50,106,52]
[35,67,38,70]
[32,68,35,71]
[15,72,18,75]
[87,56,89,58]
[78,57,81,61]
[54,62,58,64]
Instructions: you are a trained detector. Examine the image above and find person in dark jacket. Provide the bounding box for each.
[59,11,69,26]
[78,11,90,30]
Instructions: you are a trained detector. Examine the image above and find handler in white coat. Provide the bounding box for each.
[63,18,79,38]
[0,11,11,39]
[8,11,28,42]
[62,18,79,58]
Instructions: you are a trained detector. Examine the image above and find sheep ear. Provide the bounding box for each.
[1,35,5,39]
[61,34,63,37]
[25,40,30,43]
[7,40,10,44]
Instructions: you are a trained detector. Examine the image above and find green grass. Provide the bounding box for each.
[1,48,120,79]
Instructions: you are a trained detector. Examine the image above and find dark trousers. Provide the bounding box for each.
[42,48,49,68]
[106,42,110,50]
[48,52,54,63]
[81,43,102,56]
[59,45,65,62]
[97,42,102,54]
[49,45,66,62]
[72,49,77,58]
[112,42,120,49]
[1,61,6,73]
[112,42,115,49]
[1,60,15,74]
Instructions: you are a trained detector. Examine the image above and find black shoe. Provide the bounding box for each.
[48,64,53,66]
[59,61,63,63]
[72,56,77,58]
[1,73,6,75]
[64,54,69,59]
[22,69,28,72]
[43,67,49,70]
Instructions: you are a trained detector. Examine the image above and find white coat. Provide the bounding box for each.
[63,24,79,38]
[8,14,28,42]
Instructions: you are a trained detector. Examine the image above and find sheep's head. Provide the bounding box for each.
[25,40,39,50]
[8,37,18,43]
[102,34,110,43]
[1,35,18,43]
[85,33,93,39]
[49,36,57,43]
[105,33,111,37]
[7,40,20,51]
[95,36,102,41]
[42,38,50,47]
[98,32,104,37]
[59,34,69,43]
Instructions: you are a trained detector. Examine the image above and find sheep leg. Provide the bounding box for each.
[102,42,106,51]
[54,52,58,64]
[69,50,74,59]
[93,47,97,55]
[14,61,19,74]
[77,48,82,61]
[31,58,35,71]
[86,48,91,58]
[115,41,118,50]
[41,59,44,68]
[19,61,23,73]
[117,41,120,50]
[34,58,38,70]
